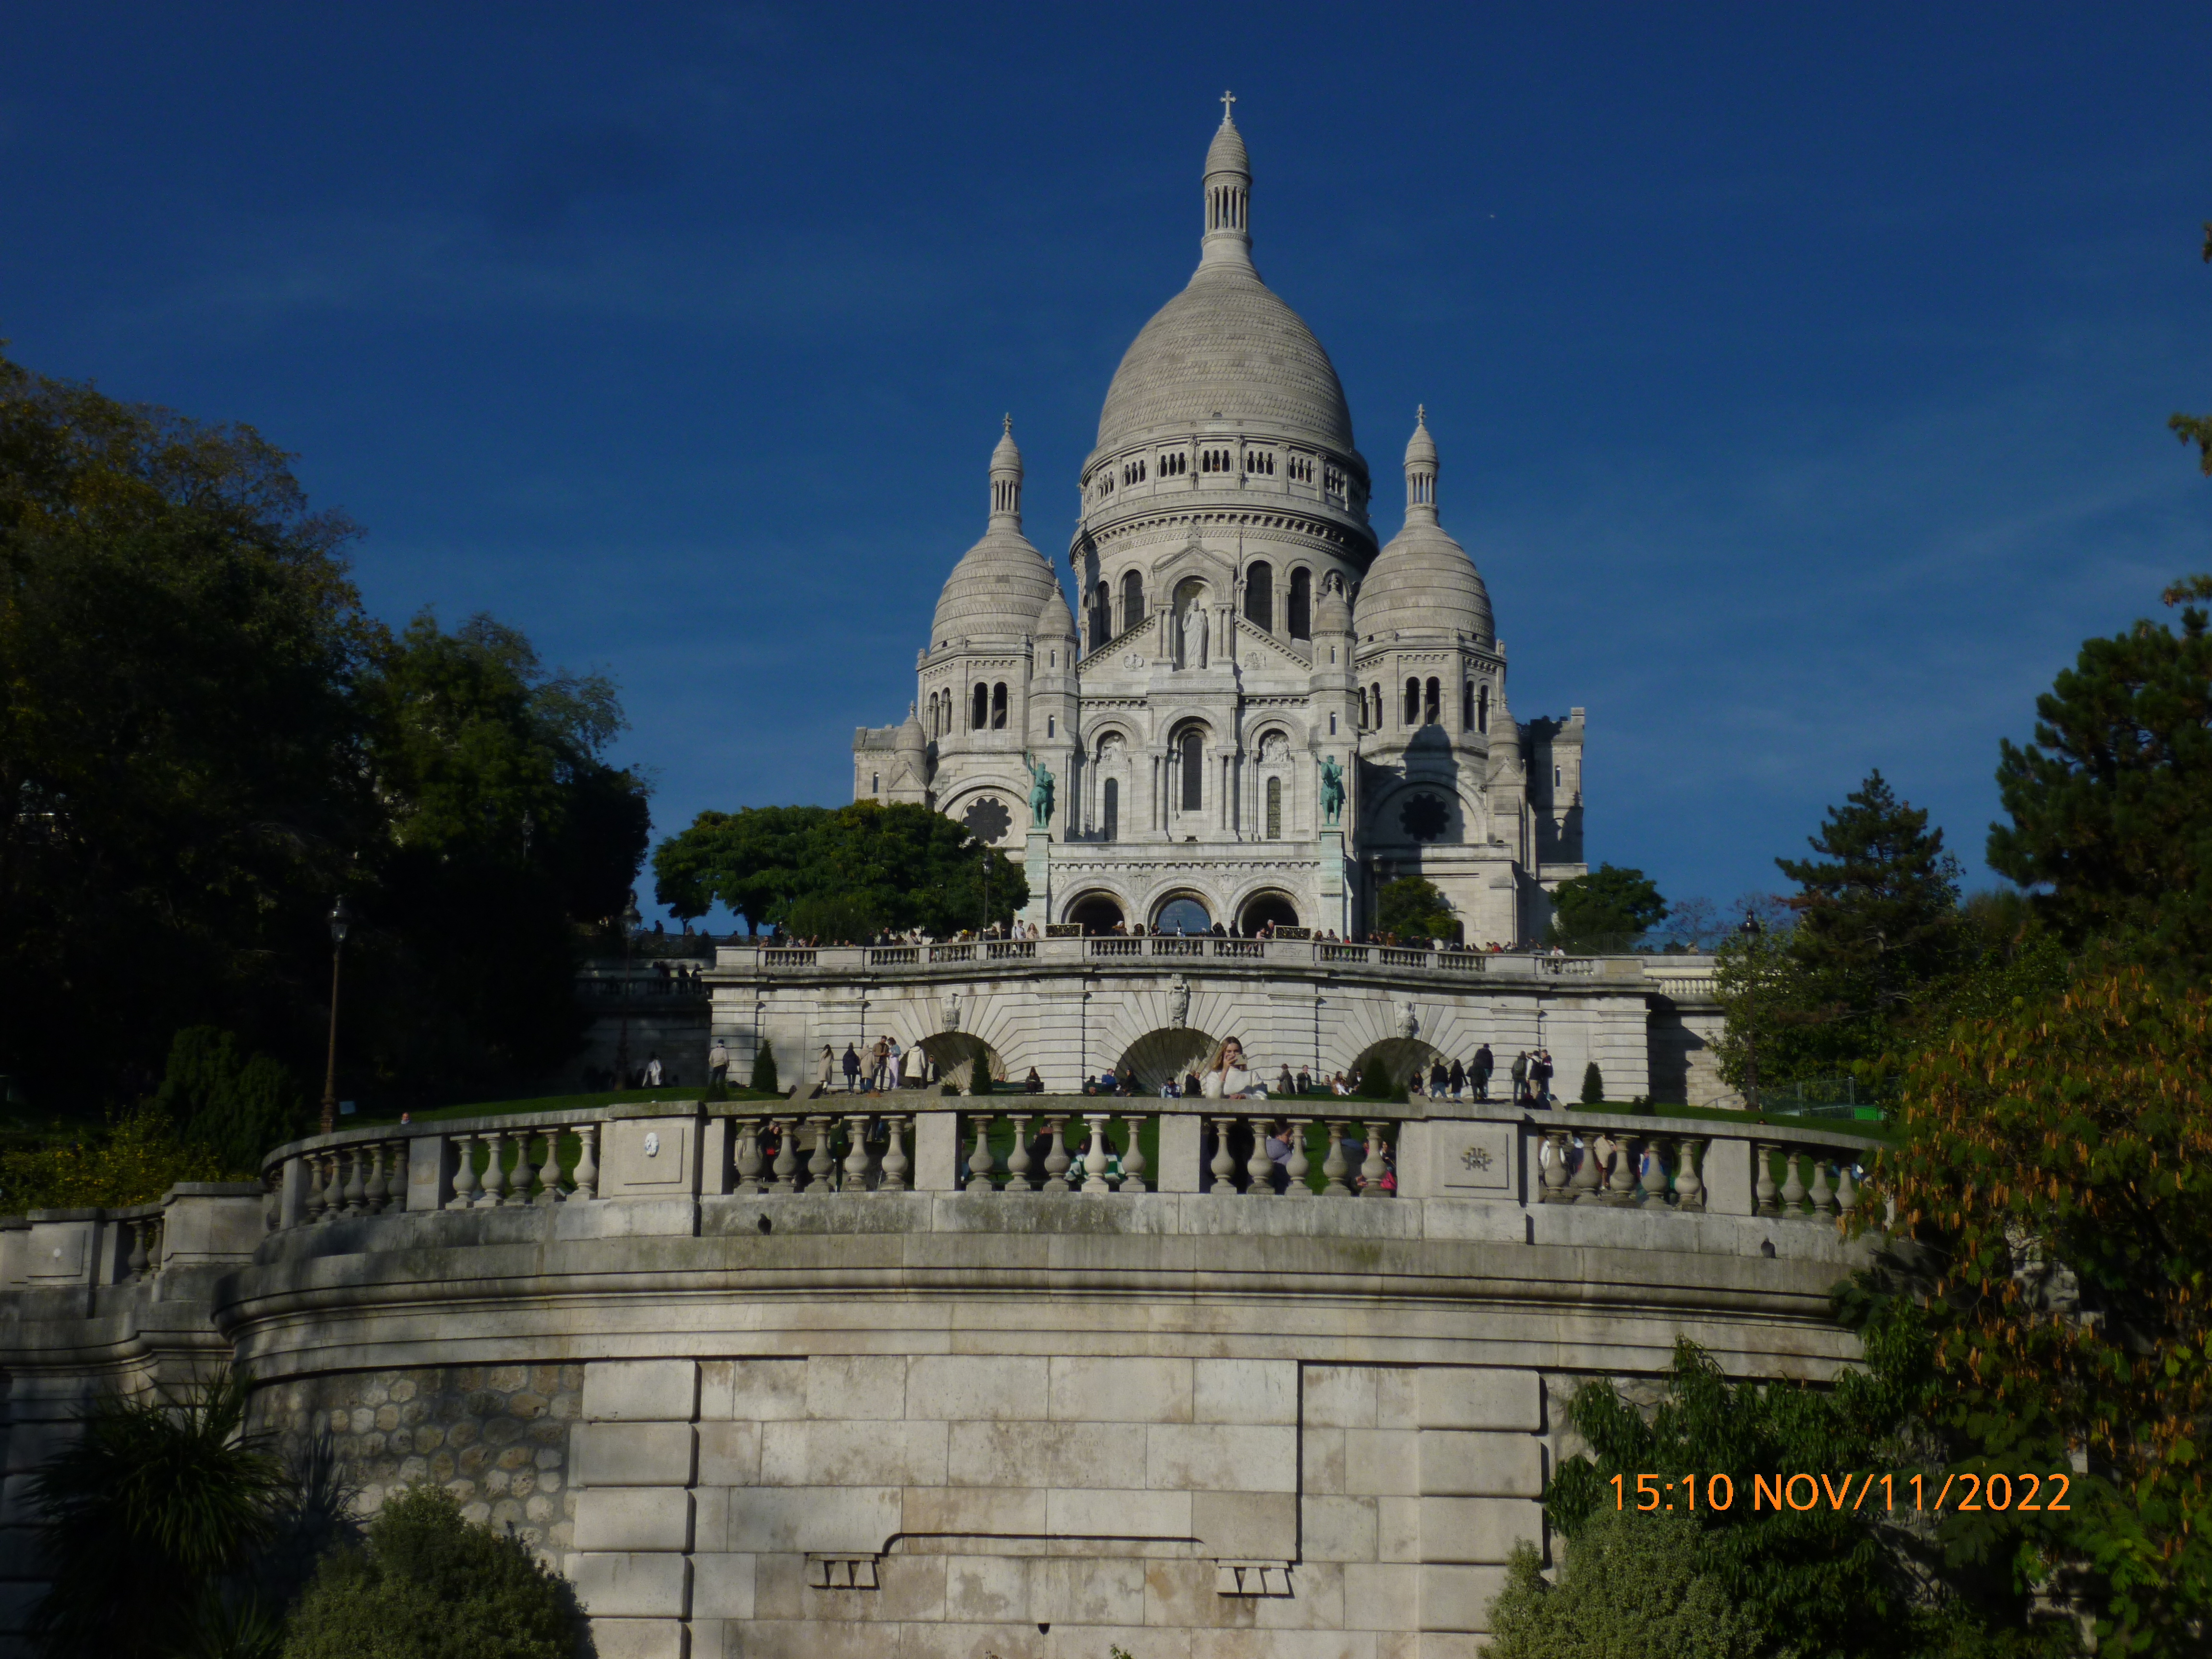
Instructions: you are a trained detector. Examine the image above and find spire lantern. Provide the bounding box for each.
[989,414,1023,526]
[1201,94,1252,266]
[1404,406,1439,521]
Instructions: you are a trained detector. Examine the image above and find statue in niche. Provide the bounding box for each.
[1397,1003,1419,1040]
[1023,753,1055,828]
[1180,605,1208,670]
[1318,755,1346,825]
[1169,975,1190,1029]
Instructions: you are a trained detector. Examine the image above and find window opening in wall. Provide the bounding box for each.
[1180,730,1203,812]
[1425,677,1441,726]
[1102,776,1118,842]
[871,773,879,794]
[1329,711,1337,734]
[1463,681,1474,729]
[991,683,1008,730]
[1478,683,1490,733]
[1119,570,1144,636]
[1556,764,1563,789]
[1287,566,1311,638]
[972,683,988,730]
[1265,775,1282,839]
[1047,716,1055,738]
[1243,561,1273,629]
[1403,678,1420,727]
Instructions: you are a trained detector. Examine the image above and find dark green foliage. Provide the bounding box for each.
[1486,1505,1765,1659]
[1375,876,1458,942]
[652,801,1026,937]
[1548,863,1669,951]
[1579,1061,1603,1104]
[279,1484,584,1659]
[25,1370,296,1659]
[156,1027,309,1173]
[1987,580,2212,981]
[2167,224,2212,473]
[750,1039,779,1094]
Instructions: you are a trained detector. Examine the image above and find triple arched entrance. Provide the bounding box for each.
[1059,890,1302,937]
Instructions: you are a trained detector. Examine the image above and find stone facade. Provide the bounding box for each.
[855,107,1585,945]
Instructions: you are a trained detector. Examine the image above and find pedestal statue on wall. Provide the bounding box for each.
[1318,755,1346,825]
[1023,754,1055,828]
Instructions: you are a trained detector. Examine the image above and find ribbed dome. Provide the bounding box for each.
[896,704,927,753]
[931,523,1061,644]
[1204,115,1249,179]
[1097,263,1354,453]
[1356,412,1493,641]
[1035,582,1078,644]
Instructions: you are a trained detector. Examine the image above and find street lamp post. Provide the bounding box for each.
[1738,912,1764,1112]
[318,896,353,1134]
[616,893,642,1090]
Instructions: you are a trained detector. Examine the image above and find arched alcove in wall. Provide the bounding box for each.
[916,1033,1003,1093]
[1114,1027,1216,1092]
[1065,891,1125,934]
[1348,1037,1445,1093]
[1152,893,1212,935]
[1237,891,1300,935]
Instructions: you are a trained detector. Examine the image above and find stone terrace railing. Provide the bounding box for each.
[0,1182,268,1291]
[255,1099,1879,1247]
[711,938,1707,994]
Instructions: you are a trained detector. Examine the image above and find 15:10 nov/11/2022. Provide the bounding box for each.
[1610,1471,2071,1515]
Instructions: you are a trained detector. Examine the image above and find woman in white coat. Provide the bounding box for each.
[1198,1037,1268,1100]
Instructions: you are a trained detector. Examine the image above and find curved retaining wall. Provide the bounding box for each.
[0,1101,1876,1659]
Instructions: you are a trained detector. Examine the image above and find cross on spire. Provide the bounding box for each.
[1220,89,1237,122]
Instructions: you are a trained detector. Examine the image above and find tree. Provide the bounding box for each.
[652,802,1026,937]
[2167,222,2212,473]
[0,1105,227,1211]
[1375,876,1458,942]
[750,1039,779,1094]
[1987,579,2212,978]
[280,1484,585,1659]
[1486,1505,1766,1659]
[156,1027,309,1174]
[1580,1061,1604,1104]
[1549,863,1668,951]
[1877,968,2212,1655]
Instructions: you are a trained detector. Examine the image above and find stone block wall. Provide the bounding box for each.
[557,1353,1550,1659]
[254,1364,584,1551]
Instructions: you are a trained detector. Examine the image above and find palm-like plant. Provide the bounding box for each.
[26,1368,293,1658]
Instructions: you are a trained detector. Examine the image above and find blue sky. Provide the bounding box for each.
[5,4,2208,927]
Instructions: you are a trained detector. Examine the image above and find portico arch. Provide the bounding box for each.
[1236,890,1300,935]
[917,1033,1003,1094]
[1064,891,1126,934]
[1115,1027,1215,1092]
[1349,1037,1445,1095]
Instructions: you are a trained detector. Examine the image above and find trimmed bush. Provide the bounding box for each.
[750,1038,779,1094]
[1580,1061,1604,1105]
[279,1484,583,1659]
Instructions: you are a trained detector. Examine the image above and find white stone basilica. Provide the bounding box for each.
[855,104,1587,943]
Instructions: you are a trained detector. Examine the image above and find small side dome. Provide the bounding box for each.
[931,422,1061,644]
[1355,410,1494,642]
[897,703,927,753]
[1314,569,1353,635]
[1035,581,1079,645]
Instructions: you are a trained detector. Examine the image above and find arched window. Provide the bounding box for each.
[1478,683,1490,733]
[971,684,988,730]
[991,683,1008,730]
[1090,580,1110,646]
[1463,681,1474,729]
[1286,567,1310,638]
[1425,678,1441,725]
[1244,561,1272,629]
[1368,684,1381,729]
[1119,569,1144,635]
[1180,730,1203,812]
[1266,775,1282,839]
[1329,711,1338,735]
[1404,678,1420,727]
[1102,777,1119,842]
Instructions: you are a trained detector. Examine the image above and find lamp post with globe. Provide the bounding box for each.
[318,897,353,1134]
[1737,911,1764,1112]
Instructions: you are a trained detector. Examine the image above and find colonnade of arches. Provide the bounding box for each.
[1358,675,1491,734]
[1062,885,1303,937]
[926,682,1016,736]
[1083,560,1317,656]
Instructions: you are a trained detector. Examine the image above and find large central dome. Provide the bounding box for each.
[1092,111,1355,458]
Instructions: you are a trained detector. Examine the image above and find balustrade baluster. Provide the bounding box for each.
[1210,1116,1240,1194]
[843,1115,873,1191]
[1809,1153,1836,1217]
[881,1116,910,1192]
[1285,1119,1312,1197]
[509,1130,537,1207]
[363,1143,389,1213]
[389,1141,411,1213]
[964,1115,997,1192]
[574,1125,601,1201]
[1321,1122,1350,1197]
[1567,1135,1603,1204]
[1539,1130,1571,1202]
[1673,1138,1706,1213]
[1041,1120,1072,1192]
[1604,1134,1641,1204]
[318,1153,344,1221]
[536,1132,565,1204]
[1835,1158,1859,1219]
[304,1154,328,1224]
[1638,1137,1671,1208]
[127,1221,150,1282]
[447,1136,480,1211]
[735,1121,765,1195]
[1779,1147,1810,1216]
[1005,1114,1034,1192]
[343,1147,369,1216]
[767,1121,797,1194]
[145,1218,163,1276]
[1081,1114,1112,1192]
[1358,1123,1390,1197]
[476,1131,507,1208]
[1753,1142,1780,1216]
[805,1117,835,1192]
[1118,1115,1148,1194]
[1244,1117,1275,1198]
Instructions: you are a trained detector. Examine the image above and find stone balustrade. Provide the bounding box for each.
[256,1099,1877,1246]
[0,1181,266,1292]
